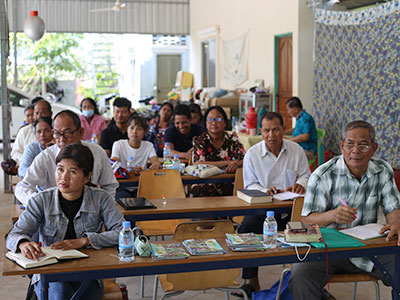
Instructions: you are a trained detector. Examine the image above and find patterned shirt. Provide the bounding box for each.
[302,155,400,271]
[292,109,317,153]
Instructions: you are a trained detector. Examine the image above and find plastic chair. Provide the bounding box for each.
[276,197,380,300]
[308,128,326,171]
[136,169,190,297]
[232,168,245,227]
[152,220,249,300]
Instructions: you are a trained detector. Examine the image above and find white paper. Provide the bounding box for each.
[273,191,303,201]
[340,223,388,240]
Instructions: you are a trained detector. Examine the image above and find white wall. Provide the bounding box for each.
[189,0,314,112]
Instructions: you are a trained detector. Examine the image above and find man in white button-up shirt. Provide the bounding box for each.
[15,110,119,206]
[235,112,310,297]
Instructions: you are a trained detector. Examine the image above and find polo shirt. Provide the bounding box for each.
[292,109,317,153]
[100,119,128,152]
[164,123,203,152]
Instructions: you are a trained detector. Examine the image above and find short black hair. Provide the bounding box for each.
[189,103,202,117]
[34,99,52,113]
[203,105,228,130]
[128,114,149,133]
[113,97,132,110]
[31,96,44,105]
[160,102,173,113]
[80,97,100,115]
[33,116,53,130]
[56,143,94,177]
[24,104,34,113]
[286,97,303,109]
[260,112,284,126]
[53,110,81,129]
[173,104,191,119]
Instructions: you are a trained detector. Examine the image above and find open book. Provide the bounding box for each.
[340,223,388,240]
[6,247,88,269]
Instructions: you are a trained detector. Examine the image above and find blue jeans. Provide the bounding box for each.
[34,279,103,300]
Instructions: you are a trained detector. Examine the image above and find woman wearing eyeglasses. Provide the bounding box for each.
[191,105,245,197]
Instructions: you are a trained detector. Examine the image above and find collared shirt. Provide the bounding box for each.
[10,124,36,163]
[15,141,119,206]
[243,139,310,193]
[302,155,400,271]
[18,141,43,178]
[100,118,128,152]
[165,123,203,153]
[292,109,317,153]
[80,114,107,141]
[7,185,125,284]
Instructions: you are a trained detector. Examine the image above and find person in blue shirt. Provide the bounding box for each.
[164,104,203,160]
[284,97,317,160]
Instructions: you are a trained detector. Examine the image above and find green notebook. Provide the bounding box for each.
[310,227,365,249]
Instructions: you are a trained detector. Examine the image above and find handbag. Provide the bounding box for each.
[185,164,222,178]
[252,270,293,300]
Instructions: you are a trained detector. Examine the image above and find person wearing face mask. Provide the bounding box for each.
[79,97,107,142]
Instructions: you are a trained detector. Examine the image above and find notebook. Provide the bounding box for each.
[340,223,388,240]
[116,197,156,210]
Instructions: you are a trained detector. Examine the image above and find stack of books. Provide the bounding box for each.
[284,222,321,243]
[225,233,266,251]
[150,242,190,260]
[182,238,226,255]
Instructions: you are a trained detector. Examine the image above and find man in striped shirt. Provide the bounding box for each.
[289,120,400,300]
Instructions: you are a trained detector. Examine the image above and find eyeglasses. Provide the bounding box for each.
[343,142,372,153]
[206,117,223,123]
[53,128,79,139]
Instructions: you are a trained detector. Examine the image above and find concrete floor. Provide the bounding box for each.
[0,151,393,299]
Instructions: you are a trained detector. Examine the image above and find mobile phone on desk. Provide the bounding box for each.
[287,221,307,233]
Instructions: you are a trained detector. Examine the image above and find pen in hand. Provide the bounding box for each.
[338,197,359,218]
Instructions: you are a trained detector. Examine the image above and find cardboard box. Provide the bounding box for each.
[176,71,194,88]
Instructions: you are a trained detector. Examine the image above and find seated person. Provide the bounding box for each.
[147,102,173,157]
[7,143,125,300]
[289,120,400,300]
[21,104,35,127]
[192,105,245,197]
[79,97,107,142]
[189,103,203,125]
[18,117,54,178]
[11,98,52,164]
[15,110,118,206]
[111,115,161,174]
[100,97,132,157]
[235,112,310,297]
[284,97,317,160]
[165,104,203,160]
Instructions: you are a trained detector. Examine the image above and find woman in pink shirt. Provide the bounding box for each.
[79,97,107,142]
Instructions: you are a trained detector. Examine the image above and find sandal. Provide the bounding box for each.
[321,288,336,300]
[231,283,256,298]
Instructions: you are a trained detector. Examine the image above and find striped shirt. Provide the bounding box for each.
[302,155,400,271]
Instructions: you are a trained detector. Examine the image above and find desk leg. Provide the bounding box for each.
[370,255,400,300]
[39,275,49,300]
[70,280,91,300]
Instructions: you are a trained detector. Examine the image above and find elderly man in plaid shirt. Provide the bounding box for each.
[289,120,400,300]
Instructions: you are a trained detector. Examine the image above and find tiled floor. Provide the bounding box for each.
[0,151,393,299]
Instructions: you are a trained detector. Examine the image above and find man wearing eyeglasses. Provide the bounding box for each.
[15,110,118,206]
[289,120,400,300]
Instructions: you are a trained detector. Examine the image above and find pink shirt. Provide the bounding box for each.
[80,114,107,141]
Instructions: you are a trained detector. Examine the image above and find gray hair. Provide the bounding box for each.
[343,120,376,142]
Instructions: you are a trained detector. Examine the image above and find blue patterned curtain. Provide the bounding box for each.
[312,1,400,168]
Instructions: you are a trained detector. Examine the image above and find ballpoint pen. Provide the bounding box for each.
[338,197,359,218]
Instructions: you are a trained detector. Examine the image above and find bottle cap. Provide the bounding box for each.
[174,154,179,159]
[266,211,274,217]
[128,156,133,160]
[165,142,169,146]
[122,221,131,228]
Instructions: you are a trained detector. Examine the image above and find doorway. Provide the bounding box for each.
[156,54,181,102]
[274,34,293,129]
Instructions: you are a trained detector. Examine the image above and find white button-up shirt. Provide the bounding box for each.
[15,141,119,205]
[10,124,36,163]
[243,139,310,192]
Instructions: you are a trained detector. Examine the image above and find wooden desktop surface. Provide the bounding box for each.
[3,237,398,277]
[118,172,235,183]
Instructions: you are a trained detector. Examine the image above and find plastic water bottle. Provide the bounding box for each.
[232,116,237,132]
[172,154,180,172]
[263,211,277,248]
[126,156,135,174]
[90,134,98,144]
[163,142,171,162]
[162,194,167,206]
[119,221,135,262]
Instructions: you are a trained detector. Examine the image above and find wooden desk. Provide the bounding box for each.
[3,237,399,300]
[118,173,236,188]
[12,197,292,223]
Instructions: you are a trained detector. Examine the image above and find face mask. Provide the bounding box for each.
[82,109,94,118]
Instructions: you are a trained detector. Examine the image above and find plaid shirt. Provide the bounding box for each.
[302,155,400,271]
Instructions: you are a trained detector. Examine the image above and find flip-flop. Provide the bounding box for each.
[231,283,256,298]
[322,288,336,300]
